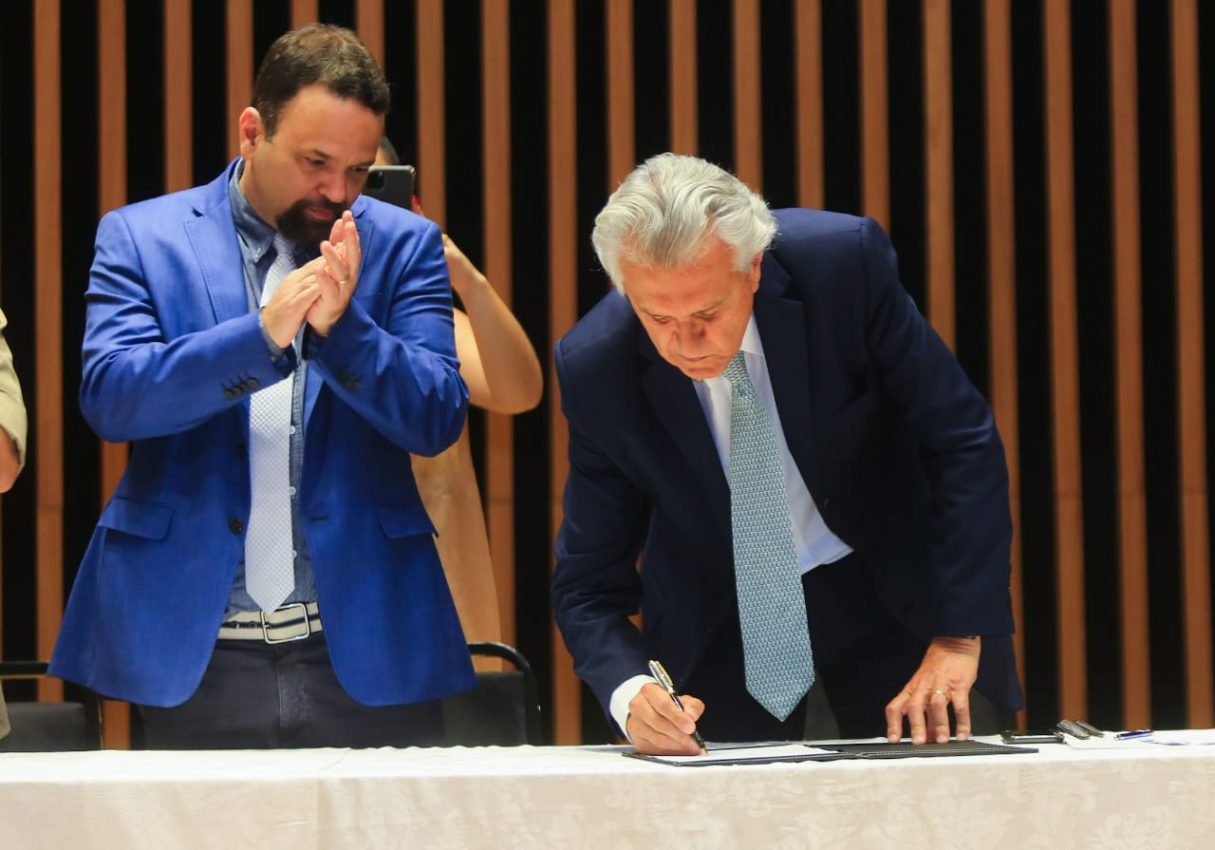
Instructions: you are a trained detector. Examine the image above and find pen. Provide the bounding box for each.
[1116,729,1153,741]
[648,659,708,753]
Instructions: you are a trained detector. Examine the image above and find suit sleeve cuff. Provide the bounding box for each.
[610,675,657,741]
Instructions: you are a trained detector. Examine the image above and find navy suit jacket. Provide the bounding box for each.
[553,210,1022,728]
[51,161,476,707]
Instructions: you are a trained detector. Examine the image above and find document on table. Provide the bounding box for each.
[624,743,847,767]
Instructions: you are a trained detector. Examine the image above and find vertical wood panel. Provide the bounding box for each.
[482,0,515,646]
[164,0,193,192]
[794,0,823,209]
[415,0,446,228]
[669,0,697,155]
[858,0,888,227]
[607,0,634,185]
[923,0,954,348]
[1171,0,1213,727]
[982,0,1024,722]
[356,0,385,67]
[732,0,761,191]
[548,0,580,745]
[292,0,318,28]
[1043,0,1087,720]
[226,0,253,160]
[34,0,64,704]
[98,0,131,749]
[1108,0,1150,729]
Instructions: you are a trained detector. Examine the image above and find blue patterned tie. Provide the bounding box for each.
[244,234,297,613]
[724,351,814,720]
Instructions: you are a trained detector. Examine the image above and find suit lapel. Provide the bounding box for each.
[753,262,824,499]
[637,334,731,538]
[183,164,248,328]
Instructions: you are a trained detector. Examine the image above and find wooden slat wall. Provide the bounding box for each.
[33,0,63,705]
[415,0,445,228]
[923,0,955,349]
[1043,0,1088,720]
[669,0,698,155]
[1108,0,1150,730]
[292,0,318,28]
[732,0,762,192]
[858,0,887,227]
[1171,0,1213,728]
[795,0,823,209]
[607,0,633,186]
[982,0,1025,724]
[481,0,516,646]
[96,0,129,749]
[8,0,1215,747]
[225,1,253,161]
[548,0,579,745]
[164,0,193,193]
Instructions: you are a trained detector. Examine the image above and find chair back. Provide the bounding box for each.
[0,661,102,752]
[440,642,542,745]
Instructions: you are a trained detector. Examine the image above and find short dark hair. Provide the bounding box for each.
[252,24,390,138]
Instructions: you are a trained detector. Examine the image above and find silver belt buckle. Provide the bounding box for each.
[260,602,312,644]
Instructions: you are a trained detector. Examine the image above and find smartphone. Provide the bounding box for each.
[1000,730,1064,745]
[362,164,415,211]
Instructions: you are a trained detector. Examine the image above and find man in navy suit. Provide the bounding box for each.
[553,154,1021,754]
[50,25,473,748]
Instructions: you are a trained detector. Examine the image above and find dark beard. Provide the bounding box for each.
[275,198,343,248]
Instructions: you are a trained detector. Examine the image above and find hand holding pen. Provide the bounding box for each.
[624,660,708,755]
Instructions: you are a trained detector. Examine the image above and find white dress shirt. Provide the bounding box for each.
[610,316,852,736]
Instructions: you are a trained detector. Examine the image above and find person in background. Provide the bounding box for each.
[552,153,1022,754]
[50,25,472,749]
[0,307,28,741]
[376,137,543,649]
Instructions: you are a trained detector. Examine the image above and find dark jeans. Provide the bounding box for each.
[682,552,1012,742]
[138,632,443,749]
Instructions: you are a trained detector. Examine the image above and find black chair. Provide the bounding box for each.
[0,660,103,752]
[439,642,542,745]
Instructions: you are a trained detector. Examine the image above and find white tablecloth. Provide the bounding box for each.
[3,739,1215,849]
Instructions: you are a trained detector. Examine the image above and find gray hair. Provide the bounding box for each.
[592,153,777,293]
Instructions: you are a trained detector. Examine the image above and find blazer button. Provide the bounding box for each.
[223,388,237,399]
[248,377,261,390]
[228,518,244,534]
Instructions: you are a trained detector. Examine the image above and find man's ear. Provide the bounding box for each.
[747,252,764,290]
[237,107,264,157]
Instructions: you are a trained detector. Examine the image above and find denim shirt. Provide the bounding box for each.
[224,162,317,615]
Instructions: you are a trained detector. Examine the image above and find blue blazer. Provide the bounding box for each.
[51,161,476,707]
[553,210,1022,727]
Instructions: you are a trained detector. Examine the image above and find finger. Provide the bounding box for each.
[327,215,345,245]
[885,689,913,742]
[318,242,350,287]
[929,688,952,744]
[906,690,931,744]
[342,215,361,274]
[951,690,972,741]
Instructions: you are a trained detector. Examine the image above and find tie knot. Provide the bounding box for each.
[723,351,750,388]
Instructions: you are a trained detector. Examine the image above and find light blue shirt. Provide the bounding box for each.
[224,162,317,616]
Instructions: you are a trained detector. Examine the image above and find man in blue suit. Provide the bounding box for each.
[50,25,474,748]
[553,154,1022,754]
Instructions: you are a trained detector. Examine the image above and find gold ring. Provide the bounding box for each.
[933,688,947,696]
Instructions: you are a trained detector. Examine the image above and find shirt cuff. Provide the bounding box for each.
[609,675,658,742]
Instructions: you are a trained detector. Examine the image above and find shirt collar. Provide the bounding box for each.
[739,315,764,359]
[227,160,279,263]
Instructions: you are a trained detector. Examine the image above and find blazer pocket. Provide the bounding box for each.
[376,505,437,539]
[98,497,174,541]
